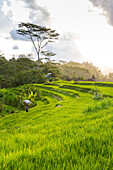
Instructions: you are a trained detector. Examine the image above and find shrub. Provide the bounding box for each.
[4,92,20,107]
[0,104,2,112]
[42,97,50,104]
[29,101,37,108]
[0,91,3,97]
[93,93,103,100]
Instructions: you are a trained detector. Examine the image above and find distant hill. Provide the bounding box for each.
[59,61,104,81]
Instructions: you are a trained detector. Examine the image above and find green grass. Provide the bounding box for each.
[1,80,113,169]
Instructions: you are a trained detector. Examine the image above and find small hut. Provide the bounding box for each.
[44,73,55,81]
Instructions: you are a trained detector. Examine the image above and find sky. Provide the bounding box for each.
[0,0,113,74]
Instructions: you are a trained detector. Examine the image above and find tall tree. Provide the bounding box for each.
[17,22,59,69]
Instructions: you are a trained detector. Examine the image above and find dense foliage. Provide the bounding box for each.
[0,55,60,88]
[0,54,112,89]
[0,84,44,116]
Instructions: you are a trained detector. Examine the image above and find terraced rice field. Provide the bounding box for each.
[1,80,113,169]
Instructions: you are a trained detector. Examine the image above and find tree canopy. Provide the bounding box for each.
[0,55,61,88]
[17,22,59,69]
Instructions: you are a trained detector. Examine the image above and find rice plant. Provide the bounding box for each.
[1,81,113,169]
[83,98,113,113]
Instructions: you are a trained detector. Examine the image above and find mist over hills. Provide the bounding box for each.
[58,61,104,81]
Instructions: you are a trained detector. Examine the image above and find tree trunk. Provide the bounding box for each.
[30,35,40,69]
[38,52,40,69]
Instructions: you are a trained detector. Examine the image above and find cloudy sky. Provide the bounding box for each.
[0,0,113,74]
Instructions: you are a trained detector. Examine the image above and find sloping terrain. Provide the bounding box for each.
[59,61,103,80]
[0,80,113,169]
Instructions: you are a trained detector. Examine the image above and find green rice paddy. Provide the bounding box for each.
[1,80,113,169]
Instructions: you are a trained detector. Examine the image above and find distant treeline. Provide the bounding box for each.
[58,61,111,82]
[0,55,112,88]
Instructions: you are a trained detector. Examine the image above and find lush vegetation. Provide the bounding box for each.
[0,55,60,88]
[1,54,112,89]
[1,80,113,169]
[59,61,104,81]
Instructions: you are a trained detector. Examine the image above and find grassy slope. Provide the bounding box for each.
[1,81,113,169]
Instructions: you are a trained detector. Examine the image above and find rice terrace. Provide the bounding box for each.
[1,80,113,169]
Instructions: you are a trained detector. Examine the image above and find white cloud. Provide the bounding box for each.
[0,1,13,34]
[20,0,51,25]
[89,0,113,26]
[46,32,82,62]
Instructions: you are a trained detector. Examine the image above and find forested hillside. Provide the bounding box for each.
[59,61,104,81]
[0,55,60,88]
[0,55,113,89]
